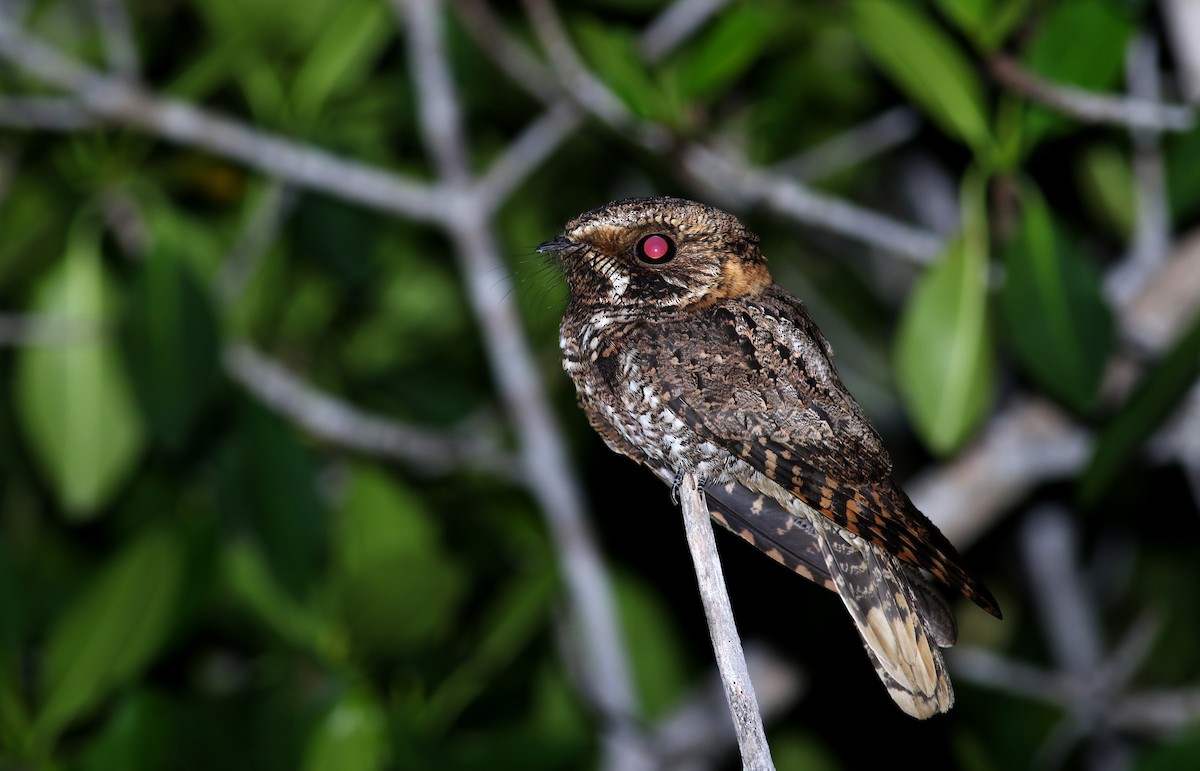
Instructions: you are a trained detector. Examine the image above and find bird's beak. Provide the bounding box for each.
[536,235,574,254]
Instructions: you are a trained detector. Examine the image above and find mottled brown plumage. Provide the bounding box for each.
[540,196,1000,718]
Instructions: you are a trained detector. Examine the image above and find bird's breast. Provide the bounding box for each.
[561,313,731,479]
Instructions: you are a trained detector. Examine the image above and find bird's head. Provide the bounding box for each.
[538,196,772,311]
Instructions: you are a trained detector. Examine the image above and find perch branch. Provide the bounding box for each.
[678,471,775,771]
[649,642,801,769]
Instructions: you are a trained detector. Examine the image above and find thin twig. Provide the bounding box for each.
[638,0,731,64]
[1107,35,1171,306]
[452,0,561,103]
[473,100,583,212]
[90,0,139,80]
[683,144,944,264]
[677,472,775,771]
[989,54,1195,133]
[771,106,920,183]
[1161,0,1200,103]
[224,344,520,479]
[0,313,102,346]
[0,95,94,129]
[0,16,448,223]
[520,0,636,132]
[214,181,297,305]
[1021,508,1104,674]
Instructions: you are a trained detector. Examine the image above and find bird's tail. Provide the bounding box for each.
[814,517,955,719]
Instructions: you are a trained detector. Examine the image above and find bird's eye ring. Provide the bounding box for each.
[635,233,676,264]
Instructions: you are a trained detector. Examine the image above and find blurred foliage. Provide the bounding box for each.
[2,0,1200,769]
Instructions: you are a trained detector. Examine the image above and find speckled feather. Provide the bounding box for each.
[545,196,998,718]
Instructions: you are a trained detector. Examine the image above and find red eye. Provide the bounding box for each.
[636,233,676,263]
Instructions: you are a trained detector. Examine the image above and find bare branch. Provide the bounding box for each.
[474,100,583,212]
[907,398,1088,548]
[650,643,802,771]
[0,95,94,129]
[638,0,730,64]
[215,181,297,305]
[771,106,920,183]
[90,0,139,80]
[0,313,102,346]
[1106,35,1172,307]
[678,472,775,771]
[1162,0,1200,103]
[0,16,448,223]
[452,0,561,103]
[224,344,520,479]
[1113,688,1200,735]
[99,186,149,257]
[989,54,1195,133]
[683,144,944,264]
[1021,508,1105,674]
[520,0,633,130]
[393,0,471,187]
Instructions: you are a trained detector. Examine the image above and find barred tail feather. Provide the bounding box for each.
[814,518,954,719]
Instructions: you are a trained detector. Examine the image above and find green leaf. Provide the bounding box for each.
[895,171,995,454]
[614,572,688,719]
[121,242,221,449]
[222,539,331,654]
[1000,181,1113,411]
[673,6,776,100]
[295,194,379,288]
[576,21,669,123]
[78,691,173,771]
[1080,310,1200,506]
[852,0,992,157]
[333,464,465,654]
[303,687,389,771]
[35,528,183,745]
[935,0,1031,52]
[424,568,555,732]
[291,0,390,124]
[15,218,146,518]
[1020,0,1133,145]
[1075,143,1135,241]
[220,401,328,600]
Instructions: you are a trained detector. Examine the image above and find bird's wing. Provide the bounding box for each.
[633,286,999,618]
[655,473,959,650]
[703,478,836,592]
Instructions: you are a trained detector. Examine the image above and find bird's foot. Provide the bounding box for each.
[670,468,707,505]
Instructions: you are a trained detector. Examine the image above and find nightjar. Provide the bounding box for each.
[539,196,1001,718]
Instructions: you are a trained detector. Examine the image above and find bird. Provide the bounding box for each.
[538,195,1001,719]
